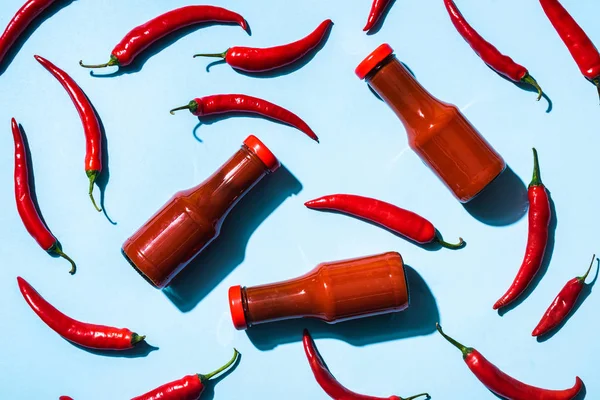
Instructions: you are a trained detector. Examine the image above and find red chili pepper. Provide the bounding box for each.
[305,194,464,249]
[79,6,247,69]
[540,0,600,99]
[59,397,73,400]
[363,0,393,32]
[532,254,597,337]
[303,330,428,400]
[35,55,103,212]
[132,349,239,400]
[0,0,59,68]
[437,323,583,400]
[12,118,76,275]
[494,148,551,310]
[194,19,333,72]
[444,0,543,100]
[170,94,319,142]
[17,276,145,350]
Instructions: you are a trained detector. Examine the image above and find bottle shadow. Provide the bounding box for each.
[198,353,242,400]
[536,259,599,342]
[463,166,528,226]
[73,340,158,358]
[365,0,397,35]
[498,192,558,316]
[245,265,439,350]
[163,165,303,312]
[0,0,76,75]
[88,21,250,78]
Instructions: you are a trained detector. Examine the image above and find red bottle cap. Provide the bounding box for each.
[228,285,248,330]
[244,135,280,173]
[355,43,394,80]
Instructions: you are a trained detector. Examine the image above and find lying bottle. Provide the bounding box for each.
[228,251,409,330]
[122,135,280,288]
[356,43,506,203]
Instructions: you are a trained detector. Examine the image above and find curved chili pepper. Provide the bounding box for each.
[194,19,332,72]
[17,276,145,350]
[0,0,59,68]
[305,194,464,249]
[533,254,597,337]
[540,0,600,99]
[494,148,551,310]
[79,6,248,69]
[170,94,319,142]
[364,0,393,32]
[12,118,76,274]
[132,349,239,400]
[444,0,543,100]
[35,55,103,212]
[303,330,429,400]
[437,323,583,400]
[59,397,73,400]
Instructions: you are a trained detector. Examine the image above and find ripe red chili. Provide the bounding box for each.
[17,276,145,350]
[12,118,76,275]
[494,148,551,310]
[35,55,103,212]
[132,349,239,400]
[363,0,393,32]
[79,6,247,69]
[303,330,429,400]
[170,94,319,142]
[444,0,543,100]
[0,0,59,69]
[437,323,583,400]
[59,397,73,400]
[304,194,465,249]
[532,254,597,337]
[540,0,600,98]
[194,19,333,72]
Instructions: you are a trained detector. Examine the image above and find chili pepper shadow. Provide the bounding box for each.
[498,192,557,316]
[536,258,599,342]
[463,165,528,226]
[365,0,397,36]
[199,352,242,400]
[162,165,302,312]
[0,0,76,75]
[72,340,158,358]
[493,69,553,113]
[89,22,251,78]
[246,264,439,350]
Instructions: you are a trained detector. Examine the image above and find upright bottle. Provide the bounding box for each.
[122,135,280,289]
[356,43,506,203]
[228,252,409,330]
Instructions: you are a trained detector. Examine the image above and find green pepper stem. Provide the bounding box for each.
[170,100,198,115]
[404,393,430,400]
[530,148,542,187]
[51,246,76,275]
[79,55,119,69]
[193,50,228,59]
[199,349,240,382]
[436,235,465,250]
[579,254,597,283]
[593,78,600,104]
[522,74,543,101]
[130,333,146,346]
[87,170,102,212]
[436,323,472,359]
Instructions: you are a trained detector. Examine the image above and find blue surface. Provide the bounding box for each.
[0,0,598,398]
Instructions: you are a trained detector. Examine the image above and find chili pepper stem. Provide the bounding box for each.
[170,101,199,115]
[193,50,228,59]
[198,349,240,382]
[593,78,600,103]
[86,170,102,212]
[435,234,465,250]
[130,333,146,346]
[530,148,542,187]
[436,323,473,358]
[404,393,430,400]
[79,56,119,69]
[49,244,77,275]
[578,254,597,283]
[521,74,543,101]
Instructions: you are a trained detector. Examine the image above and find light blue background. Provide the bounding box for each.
[0,0,598,398]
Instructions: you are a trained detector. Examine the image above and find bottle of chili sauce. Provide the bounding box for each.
[228,252,409,330]
[122,135,280,289]
[356,44,506,203]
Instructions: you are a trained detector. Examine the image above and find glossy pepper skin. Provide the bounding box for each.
[59,397,73,400]
[363,0,393,32]
[35,55,103,212]
[540,0,600,97]
[532,254,597,337]
[12,118,76,274]
[17,277,145,350]
[194,19,332,72]
[79,6,248,69]
[305,194,464,249]
[170,94,319,142]
[0,0,59,68]
[303,330,429,400]
[437,324,583,400]
[494,149,550,310]
[444,0,543,100]
[132,350,239,400]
